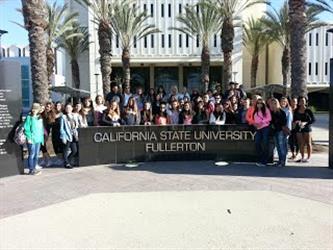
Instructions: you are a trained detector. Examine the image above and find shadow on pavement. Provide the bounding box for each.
[109,161,333,180]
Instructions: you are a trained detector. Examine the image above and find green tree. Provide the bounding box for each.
[243,18,271,88]
[56,23,90,90]
[21,0,49,104]
[170,1,222,91]
[111,1,160,86]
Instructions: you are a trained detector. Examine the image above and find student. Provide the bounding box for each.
[94,95,107,126]
[51,102,64,165]
[73,102,88,128]
[271,98,289,167]
[122,85,133,108]
[246,95,259,126]
[238,98,250,124]
[193,101,209,124]
[106,84,122,104]
[82,97,94,126]
[40,102,55,167]
[293,97,316,162]
[209,103,226,125]
[60,103,79,169]
[223,100,236,124]
[140,102,154,125]
[253,98,272,166]
[134,86,145,112]
[167,100,180,125]
[288,97,299,160]
[102,101,122,127]
[24,103,44,175]
[179,101,195,125]
[123,96,140,125]
[155,102,168,125]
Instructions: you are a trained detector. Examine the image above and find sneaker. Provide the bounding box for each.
[35,164,43,170]
[301,158,309,163]
[256,162,266,167]
[28,170,41,175]
[65,164,73,169]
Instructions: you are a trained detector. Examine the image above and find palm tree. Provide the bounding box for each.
[212,0,268,92]
[262,1,324,95]
[111,1,160,86]
[243,18,271,88]
[21,0,49,104]
[289,0,307,98]
[46,2,78,86]
[170,1,222,91]
[56,23,90,90]
[76,0,113,96]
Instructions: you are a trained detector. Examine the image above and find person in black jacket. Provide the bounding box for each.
[293,97,315,163]
[270,98,289,167]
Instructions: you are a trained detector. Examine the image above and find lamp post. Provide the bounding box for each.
[0,30,8,60]
[326,29,333,168]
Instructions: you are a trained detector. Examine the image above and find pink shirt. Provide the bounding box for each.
[253,109,271,130]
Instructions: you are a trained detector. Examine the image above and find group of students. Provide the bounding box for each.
[23,82,315,175]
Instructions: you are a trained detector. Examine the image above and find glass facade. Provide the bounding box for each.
[183,66,222,92]
[111,67,150,92]
[155,67,179,92]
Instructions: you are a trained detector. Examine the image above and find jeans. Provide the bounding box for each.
[27,143,41,171]
[63,141,78,166]
[274,131,288,165]
[255,126,270,164]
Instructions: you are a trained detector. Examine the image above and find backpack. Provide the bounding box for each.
[14,123,26,145]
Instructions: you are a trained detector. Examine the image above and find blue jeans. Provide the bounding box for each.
[255,126,270,164]
[274,131,288,165]
[27,143,41,171]
[63,141,78,166]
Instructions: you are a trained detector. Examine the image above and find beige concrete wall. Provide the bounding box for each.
[267,42,283,84]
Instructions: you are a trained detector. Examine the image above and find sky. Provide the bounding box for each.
[0,0,332,46]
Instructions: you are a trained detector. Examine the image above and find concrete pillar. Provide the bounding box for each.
[150,64,154,89]
[329,58,333,168]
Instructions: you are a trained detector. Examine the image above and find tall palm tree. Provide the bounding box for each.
[111,1,160,86]
[76,0,113,96]
[56,23,90,90]
[46,2,79,86]
[289,0,307,98]
[170,1,222,91]
[21,0,49,104]
[262,1,324,94]
[243,18,271,88]
[212,0,268,92]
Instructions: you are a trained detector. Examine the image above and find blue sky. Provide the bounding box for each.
[0,0,332,46]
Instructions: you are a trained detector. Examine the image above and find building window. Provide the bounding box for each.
[150,4,154,16]
[18,48,21,57]
[23,48,25,57]
[326,33,329,46]
[168,34,172,48]
[151,34,154,48]
[325,62,328,75]
[179,34,182,48]
[316,33,319,46]
[179,4,182,14]
[214,34,217,47]
[196,35,199,47]
[116,35,119,48]
[309,33,312,46]
[143,4,147,12]
[309,62,312,75]
[144,36,147,48]
[196,4,199,14]
[133,4,136,16]
[134,36,137,48]
[186,34,189,48]
[161,4,164,17]
[315,62,318,75]
[168,4,171,17]
[161,34,165,48]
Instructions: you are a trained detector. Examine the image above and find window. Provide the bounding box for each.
[144,36,147,48]
[196,35,199,47]
[116,35,119,48]
[151,34,154,48]
[325,62,328,75]
[133,4,136,16]
[214,34,217,47]
[186,34,189,48]
[161,4,164,17]
[161,34,165,48]
[316,33,319,46]
[134,36,137,48]
[315,62,318,75]
[179,34,182,48]
[326,33,329,46]
[150,4,154,16]
[143,4,147,12]
[309,62,312,75]
[196,4,199,14]
[309,33,312,46]
[168,34,172,48]
[179,4,182,14]
[168,4,171,17]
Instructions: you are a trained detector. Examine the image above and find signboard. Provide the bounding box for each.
[0,61,23,177]
[79,125,274,166]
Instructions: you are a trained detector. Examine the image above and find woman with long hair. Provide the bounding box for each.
[288,97,299,160]
[94,95,107,126]
[167,100,180,125]
[140,102,154,125]
[223,100,236,124]
[123,96,140,125]
[193,101,209,124]
[293,97,315,162]
[271,98,289,167]
[253,98,272,166]
[209,103,226,125]
[73,102,88,128]
[51,102,64,165]
[82,96,94,126]
[179,101,195,125]
[155,102,168,125]
[24,103,44,175]
[102,101,122,126]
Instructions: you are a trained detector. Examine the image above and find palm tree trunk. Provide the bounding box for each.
[281,46,290,96]
[251,54,259,88]
[21,0,49,104]
[201,46,210,92]
[222,18,234,92]
[289,0,307,98]
[71,59,80,90]
[98,22,112,96]
[122,47,131,87]
[46,46,54,86]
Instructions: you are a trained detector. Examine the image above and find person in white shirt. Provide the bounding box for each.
[209,103,226,125]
